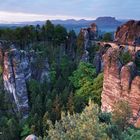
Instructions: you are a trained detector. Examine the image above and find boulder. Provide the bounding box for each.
[25,134,37,140]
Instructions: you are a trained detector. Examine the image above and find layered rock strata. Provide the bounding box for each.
[0,43,50,118]
[115,20,140,45]
[101,47,140,126]
[80,23,98,62]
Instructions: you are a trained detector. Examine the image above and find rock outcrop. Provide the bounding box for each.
[101,47,140,126]
[115,20,140,45]
[80,23,98,62]
[3,46,30,118]
[0,43,50,118]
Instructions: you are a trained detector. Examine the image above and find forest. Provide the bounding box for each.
[0,20,140,140]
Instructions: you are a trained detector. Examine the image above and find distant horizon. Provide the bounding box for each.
[0,0,140,23]
[0,12,135,24]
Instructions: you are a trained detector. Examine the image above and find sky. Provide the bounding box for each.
[0,0,139,23]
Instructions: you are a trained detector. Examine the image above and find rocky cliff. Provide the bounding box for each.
[101,47,140,126]
[80,23,98,62]
[0,42,50,118]
[115,20,140,45]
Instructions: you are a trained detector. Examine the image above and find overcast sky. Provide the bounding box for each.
[0,0,139,23]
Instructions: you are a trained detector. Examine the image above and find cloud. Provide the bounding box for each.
[0,0,139,21]
[0,11,94,23]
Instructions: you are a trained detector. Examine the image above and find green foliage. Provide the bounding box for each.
[54,25,67,45]
[120,51,133,65]
[0,65,3,75]
[92,73,103,104]
[67,92,75,114]
[69,62,96,88]
[112,100,132,130]
[51,95,61,122]
[1,20,140,140]
[45,20,54,41]
[68,30,77,40]
[122,128,140,140]
[46,101,109,140]
[26,46,77,135]
[102,32,113,42]
[87,44,100,63]
[69,62,103,111]
[20,124,31,140]
[76,32,84,55]
[99,112,111,124]
[0,117,20,140]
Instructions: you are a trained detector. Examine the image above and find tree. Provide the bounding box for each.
[46,101,109,140]
[36,24,41,41]
[69,62,103,111]
[102,32,113,42]
[0,118,20,140]
[51,95,61,122]
[77,32,84,56]
[122,128,140,140]
[112,100,132,130]
[54,25,67,45]
[67,92,74,114]
[45,20,54,41]
[120,51,132,65]
[20,124,31,140]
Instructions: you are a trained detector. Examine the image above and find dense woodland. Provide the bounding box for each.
[0,20,140,140]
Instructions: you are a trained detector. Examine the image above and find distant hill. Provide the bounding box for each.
[94,17,121,26]
[0,17,127,33]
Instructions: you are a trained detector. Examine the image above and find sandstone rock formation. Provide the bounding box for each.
[0,42,50,118]
[101,47,140,126]
[80,23,98,62]
[93,43,112,74]
[3,46,30,118]
[81,23,98,49]
[115,20,140,45]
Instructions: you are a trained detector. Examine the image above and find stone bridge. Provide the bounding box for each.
[97,41,140,53]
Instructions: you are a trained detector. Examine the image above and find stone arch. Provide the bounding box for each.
[101,43,112,55]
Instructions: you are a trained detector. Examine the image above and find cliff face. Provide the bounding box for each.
[0,43,50,118]
[3,46,30,118]
[101,47,140,126]
[80,23,98,62]
[115,20,140,45]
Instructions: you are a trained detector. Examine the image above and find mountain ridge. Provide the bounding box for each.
[0,17,129,33]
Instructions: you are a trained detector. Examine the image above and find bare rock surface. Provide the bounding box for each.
[0,43,50,118]
[115,20,140,45]
[101,47,140,126]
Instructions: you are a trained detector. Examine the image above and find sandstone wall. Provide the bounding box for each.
[101,47,140,126]
[0,43,50,118]
[80,23,98,62]
[115,20,140,45]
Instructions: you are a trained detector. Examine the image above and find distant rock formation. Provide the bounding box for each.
[95,17,121,27]
[101,47,140,127]
[80,23,98,62]
[0,42,50,118]
[115,20,140,45]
